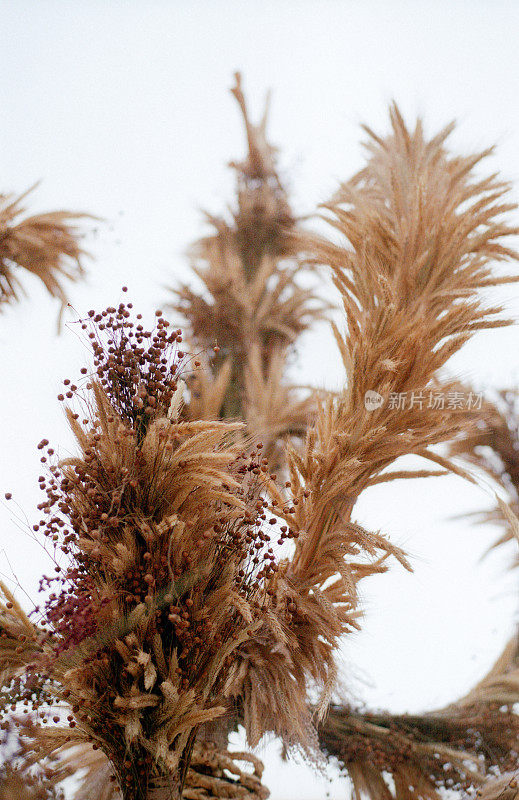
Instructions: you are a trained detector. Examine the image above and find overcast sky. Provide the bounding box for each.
[2,2,519,798]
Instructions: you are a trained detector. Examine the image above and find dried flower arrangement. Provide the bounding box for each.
[2,74,519,800]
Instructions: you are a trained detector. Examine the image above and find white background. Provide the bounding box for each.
[2,2,519,797]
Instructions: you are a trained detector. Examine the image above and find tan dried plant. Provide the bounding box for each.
[226,104,519,799]
[319,635,519,800]
[0,186,90,309]
[2,86,519,800]
[170,73,327,467]
[268,99,519,671]
[175,90,519,796]
[0,303,290,799]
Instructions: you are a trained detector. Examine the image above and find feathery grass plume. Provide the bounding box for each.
[0,186,91,309]
[0,587,66,799]
[448,390,519,493]
[318,635,519,800]
[0,580,43,690]
[280,102,519,627]
[171,71,323,360]
[169,73,327,457]
[242,343,320,472]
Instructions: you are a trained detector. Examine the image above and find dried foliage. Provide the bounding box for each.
[0,726,65,800]
[267,101,519,700]
[294,106,519,800]
[0,186,90,308]
[2,83,519,800]
[0,300,301,799]
[0,724,267,800]
[171,73,325,363]
[319,635,519,799]
[170,73,326,469]
[0,295,393,799]
[185,90,519,798]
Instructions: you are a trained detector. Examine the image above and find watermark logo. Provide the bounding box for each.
[364,390,384,411]
[364,389,483,412]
